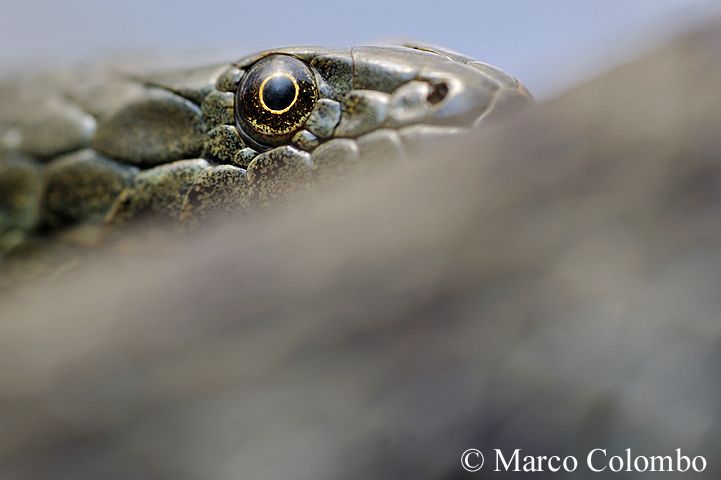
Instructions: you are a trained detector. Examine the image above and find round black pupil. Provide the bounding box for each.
[263,76,296,111]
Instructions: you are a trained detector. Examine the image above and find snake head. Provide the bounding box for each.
[183,44,535,216]
[3,44,532,229]
[221,44,533,166]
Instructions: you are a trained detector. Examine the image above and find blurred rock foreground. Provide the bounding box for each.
[1,18,720,480]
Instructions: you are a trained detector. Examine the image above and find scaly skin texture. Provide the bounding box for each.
[0,44,532,252]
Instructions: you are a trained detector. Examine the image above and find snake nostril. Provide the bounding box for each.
[427,82,449,105]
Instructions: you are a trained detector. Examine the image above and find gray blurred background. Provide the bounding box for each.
[1,0,719,97]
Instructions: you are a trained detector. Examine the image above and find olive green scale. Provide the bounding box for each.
[0,43,533,251]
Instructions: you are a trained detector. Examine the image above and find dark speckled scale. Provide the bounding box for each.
[204,125,246,163]
[0,43,532,250]
[92,88,206,165]
[106,159,210,223]
[140,63,229,105]
[0,154,42,250]
[247,146,312,205]
[180,165,249,222]
[42,149,138,227]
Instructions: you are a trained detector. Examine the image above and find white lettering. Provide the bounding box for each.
[587,448,607,472]
[692,455,707,472]
[494,449,519,472]
[648,455,672,471]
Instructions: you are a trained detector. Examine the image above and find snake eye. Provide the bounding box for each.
[234,55,318,149]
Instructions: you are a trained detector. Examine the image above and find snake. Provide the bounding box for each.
[0,43,532,252]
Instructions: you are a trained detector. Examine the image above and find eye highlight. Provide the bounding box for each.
[235,55,318,149]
